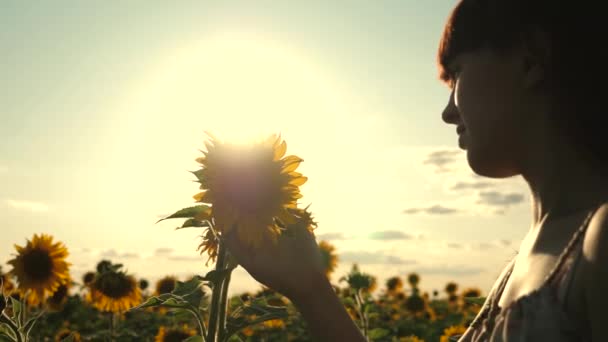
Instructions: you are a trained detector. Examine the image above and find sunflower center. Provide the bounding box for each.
[49,283,68,303]
[157,279,176,294]
[22,248,54,281]
[218,154,278,213]
[96,273,133,299]
[163,331,192,342]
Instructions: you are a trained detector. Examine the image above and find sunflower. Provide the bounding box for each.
[262,318,285,330]
[445,281,458,295]
[47,279,71,311]
[400,336,424,342]
[318,240,338,277]
[192,133,308,250]
[461,287,481,298]
[404,293,426,314]
[87,269,141,313]
[82,271,96,287]
[0,272,15,296]
[440,325,467,342]
[407,273,420,288]
[7,234,70,306]
[154,276,177,295]
[155,325,197,342]
[386,276,404,296]
[54,328,81,342]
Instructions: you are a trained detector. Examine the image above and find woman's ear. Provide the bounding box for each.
[521,29,551,89]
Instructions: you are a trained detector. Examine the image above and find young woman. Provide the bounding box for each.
[225,1,608,340]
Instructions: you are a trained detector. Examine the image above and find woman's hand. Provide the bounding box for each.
[222,219,327,300]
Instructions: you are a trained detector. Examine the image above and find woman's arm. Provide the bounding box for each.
[290,272,367,342]
[222,222,366,341]
[582,203,608,342]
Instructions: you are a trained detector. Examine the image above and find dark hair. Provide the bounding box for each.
[437,0,608,163]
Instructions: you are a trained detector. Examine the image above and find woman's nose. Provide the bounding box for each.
[441,91,459,125]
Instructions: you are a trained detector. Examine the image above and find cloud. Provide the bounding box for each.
[450,181,495,191]
[411,264,485,276]
[339,251,417,265]
[498,239,512,247]
[100,249,140,259]
[5,199,49,212]
[368,230,412,240]
[402,204,461,215]
[154,248,174,256]
[316,232,351,241]
[168,255,204,261]
[422,149,462,173]
[446,242,464,249]
[476,191,525,207]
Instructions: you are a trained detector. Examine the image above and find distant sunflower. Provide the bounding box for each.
[318,240,338,277]
[1,272,15,295]
[7,234,70,306]
[55,328,81,342]
[262,318,285,330]
[386,276,404,296]
[407,273,420,288]
[47,279,71,311]
[404,294,426,314]
[440,325,467,342]
[399,336,424,342]
[445,282,458,295]
[155,325,197,342]
[461,287,481,298]
[192,133,308,249]
[154,276,177,296]
[87,269,141,313]
[82,271,96,287]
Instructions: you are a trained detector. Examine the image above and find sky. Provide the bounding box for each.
[1,1,532,297]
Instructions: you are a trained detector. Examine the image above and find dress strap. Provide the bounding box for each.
[543,205,600,286]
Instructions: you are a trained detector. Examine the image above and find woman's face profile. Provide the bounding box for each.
[442,47,533,178]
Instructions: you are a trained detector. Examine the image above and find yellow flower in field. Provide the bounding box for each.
[7,234,70,306]
[262,318,285,329]
[461,287,481,298]
[318,240,338,277]
[55,328,81,342]
[407,272,420,288]
[445,281,458,294]
[47,279,71,311]
[192,133,308,249]
[440,325,467,342]
[154,276,177,295]
[241,326,255,337]
[155,325,197,342]
[82,271,96,286]
[86,269,141,313]
[1,271,15,295]
[386,276,404,295]
[400,336,424,342]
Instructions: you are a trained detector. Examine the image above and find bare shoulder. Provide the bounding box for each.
[581,202,608,341]
[582,202,608,260]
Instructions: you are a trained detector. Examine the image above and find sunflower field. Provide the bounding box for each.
[1,134,485,342]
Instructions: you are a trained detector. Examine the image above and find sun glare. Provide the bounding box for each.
[121,32,347,147]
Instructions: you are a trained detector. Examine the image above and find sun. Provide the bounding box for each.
[118,31,349,150]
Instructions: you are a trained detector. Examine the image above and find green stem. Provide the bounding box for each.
[1,312,22,342]
[217,263,233,342]
[354,290,368,340]
[108,312,116,342]
[206,240,228,342]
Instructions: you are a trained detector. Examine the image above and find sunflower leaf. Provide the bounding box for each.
[130,293,172,310]
[203,268,235,287]
[23,310,44,336]
[224,311,288,341]
[175,219,209,230]
[463,296,486,306]
[183,336,203,342]
[368,328,390,339]
[0,331,16,342]
[157,205,212,223]
[8,297,21,324]
[172,276,205,297]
